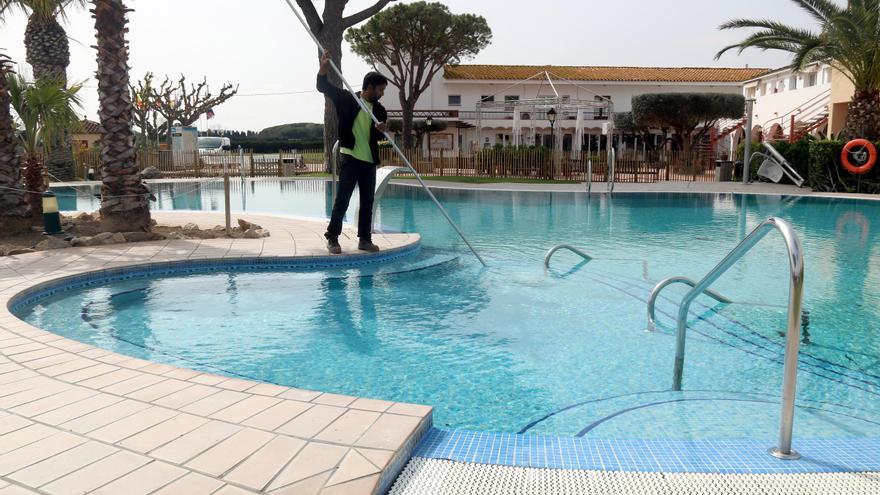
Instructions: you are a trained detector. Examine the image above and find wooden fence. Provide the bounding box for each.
[379,148,721,182]
[73,149,326,180]
[72,147,724,183]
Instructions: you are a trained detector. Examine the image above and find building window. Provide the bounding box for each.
[789,75,798,91]
[823,68,832,84]
[504,95,519,111]
[805,72,818,87]
[480,95,494,103]
[448,95,462,106]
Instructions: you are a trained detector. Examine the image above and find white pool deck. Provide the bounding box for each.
[0,212,429,495]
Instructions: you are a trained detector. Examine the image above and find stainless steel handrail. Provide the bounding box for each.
[608,148,616,193]
[586,159,592,194]
[651,217,804,459]
[646,276,732,331]
[544,244,593,268]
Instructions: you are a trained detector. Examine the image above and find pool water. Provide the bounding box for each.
[18,181,880,440]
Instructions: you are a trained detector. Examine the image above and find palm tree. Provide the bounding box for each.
[0,0,86,181]
[7,74,82,217]
[0,54,30,234]
[717,0,880,140]
[92,0,151,232]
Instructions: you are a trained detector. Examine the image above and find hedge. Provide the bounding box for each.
[229,139,324,153]
[808,140,880,193]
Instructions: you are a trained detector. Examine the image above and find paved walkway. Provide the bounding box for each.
[392,178,880,200]
[0,212,429,495]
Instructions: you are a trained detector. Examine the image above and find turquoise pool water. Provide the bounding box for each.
[17,181,880,440]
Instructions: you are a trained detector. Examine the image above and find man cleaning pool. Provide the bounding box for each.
[317,51,388,254]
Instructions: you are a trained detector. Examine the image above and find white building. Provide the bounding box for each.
[380,64,769,153]
[742,61,833,143]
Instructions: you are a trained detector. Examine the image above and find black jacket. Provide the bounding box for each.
[316,74,387,165]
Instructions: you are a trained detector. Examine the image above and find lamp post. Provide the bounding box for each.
[425,116,433,162]
[547,108,557,178]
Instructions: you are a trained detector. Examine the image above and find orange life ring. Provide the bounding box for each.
[841,139,877,175]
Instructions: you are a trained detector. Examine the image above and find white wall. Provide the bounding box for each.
[743,63,831,137]
[379,69,745,150]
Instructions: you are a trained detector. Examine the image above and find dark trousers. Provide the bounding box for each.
[326,154,376,240]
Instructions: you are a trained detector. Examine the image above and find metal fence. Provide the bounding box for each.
[71,147,723,183]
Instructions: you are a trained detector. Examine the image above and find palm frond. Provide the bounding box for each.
[0,0,86,23]
[792,0,845,24]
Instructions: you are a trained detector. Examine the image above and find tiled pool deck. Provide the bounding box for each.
[0,212,431,495]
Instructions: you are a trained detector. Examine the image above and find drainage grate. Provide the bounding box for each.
[390,458,880,495]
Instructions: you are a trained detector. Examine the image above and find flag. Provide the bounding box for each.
[206,108,215,120]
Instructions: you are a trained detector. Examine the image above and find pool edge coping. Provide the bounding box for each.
[0,212,432,495]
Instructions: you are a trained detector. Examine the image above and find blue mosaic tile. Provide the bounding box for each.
[7,243,420,313]
[414,428,880,474]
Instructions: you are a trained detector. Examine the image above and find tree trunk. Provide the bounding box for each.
[22,154,44,218]
[93,0,152,232]
[401,99,415,150]
[25,15,76,181]
[319,33,343,174]
[0,58,31,233]
[843,89,880,141]
[680,129,693,173]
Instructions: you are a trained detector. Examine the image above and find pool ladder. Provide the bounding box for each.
[544,244,593,268]
[647,217,804,460]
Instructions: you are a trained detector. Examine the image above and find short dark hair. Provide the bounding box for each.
[363,72,388,90]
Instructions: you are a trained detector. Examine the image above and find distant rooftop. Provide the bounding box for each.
[73,119,105,134]
[443,65,771,83]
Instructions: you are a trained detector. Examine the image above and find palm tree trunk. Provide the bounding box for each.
[0,57,31,234]
[25,15,76,181]
[93,0,151,232]
[22,155,44,218]
[843,90,880,141]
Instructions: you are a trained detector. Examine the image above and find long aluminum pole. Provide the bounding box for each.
[743,99,755,184]
[281,0,486,266]
[331,140,339,205]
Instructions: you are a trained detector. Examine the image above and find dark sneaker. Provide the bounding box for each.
[327,237,342,255]
[358,240,380,252]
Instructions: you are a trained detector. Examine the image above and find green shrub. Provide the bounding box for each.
[228,139,324,153]
[808,140,880,193]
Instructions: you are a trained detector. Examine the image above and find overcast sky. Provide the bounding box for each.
[0,0,817,132]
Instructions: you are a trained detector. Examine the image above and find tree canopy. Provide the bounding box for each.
[632,93,744,161]
[346,1,491,147]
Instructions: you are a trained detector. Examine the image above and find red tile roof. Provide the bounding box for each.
[443,65,770,83]
[72,119,104,135]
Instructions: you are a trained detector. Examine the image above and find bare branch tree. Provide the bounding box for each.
[144,74,238,143]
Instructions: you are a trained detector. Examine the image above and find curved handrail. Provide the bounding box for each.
[646,276,732,331]
[668,217,804,459]
[544,244,593,268]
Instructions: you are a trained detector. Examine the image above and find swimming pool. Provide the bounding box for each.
[16,181,880,442]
